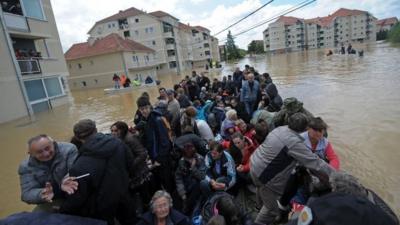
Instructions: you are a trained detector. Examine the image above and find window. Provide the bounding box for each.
[145,28,149,33]
[108,24,111,28]
[135,18,139,23]
[24,80,46,102]
[135,30,139,35]
[24,77,65,104]
[69,64,72,69]
[44,77,63,97]
[78,63,82,69]
[112,23,115,27]
[21,0,45,20]
[124,31,130,37]
[145,55,149,62]
[149,27,154,33]
[82,81,87,87]
[152,40,156,45]
[90,60,94,65]
[132,55,139,62]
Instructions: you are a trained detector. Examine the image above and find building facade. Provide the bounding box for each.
[65,34,157,90]
[263,8,377,53]
[83,7,219,77]
[0,0,71,123]
[376,17,398,32]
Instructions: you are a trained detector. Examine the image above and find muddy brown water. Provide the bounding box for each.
[1,41,399,217]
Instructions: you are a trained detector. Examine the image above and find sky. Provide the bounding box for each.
[50,0,400,52]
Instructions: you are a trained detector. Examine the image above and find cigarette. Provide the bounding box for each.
[73,173,90,180]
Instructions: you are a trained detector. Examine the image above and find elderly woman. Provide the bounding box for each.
[137,190,190,225]
[220,109,238,140]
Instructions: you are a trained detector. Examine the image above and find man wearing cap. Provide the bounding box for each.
[250,113,335,225]
[18,134,78,211]
[136,96,175,194]
[59,119,136,225]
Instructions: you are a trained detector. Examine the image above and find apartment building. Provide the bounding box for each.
[65,33,157,90]
[376,17,398,32]
[263,8,377,52]
[83,7,219,77]
[0,0,71,123]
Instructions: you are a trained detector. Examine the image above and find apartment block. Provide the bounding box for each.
[376,17,398,32]
[65,33,157,90]
[263,8,377,53]
[0,0,71,123]
[82,7,219,77]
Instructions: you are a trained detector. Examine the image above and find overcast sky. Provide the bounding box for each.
[50,0,400,52]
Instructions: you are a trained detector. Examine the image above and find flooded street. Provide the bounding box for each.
[1,41,400,217]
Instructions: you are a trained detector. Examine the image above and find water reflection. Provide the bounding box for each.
[1,42,399,217]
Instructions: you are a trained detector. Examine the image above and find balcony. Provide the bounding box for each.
[168,55,176,61]
[163,31,174,38]
[3,13,29,32]
[166,44,175,50]
[18,59,41,75]
[128,60,160,70]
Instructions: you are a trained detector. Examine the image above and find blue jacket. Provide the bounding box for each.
[143,109,172,161]
[240,80,259,102]
[18,142,78,204]
[204,151,236,190]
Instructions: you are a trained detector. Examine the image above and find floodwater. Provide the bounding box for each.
[1,41,400,217]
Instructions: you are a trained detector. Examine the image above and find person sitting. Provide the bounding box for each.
[137,190,191,225]
[175,143,206,215]
[18,134,78,212]
[200,192,253,225]
[220,109,238,140]
[200,141,236,197]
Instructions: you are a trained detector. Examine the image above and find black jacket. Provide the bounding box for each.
[137,209,190,225]
[60,133,130,224]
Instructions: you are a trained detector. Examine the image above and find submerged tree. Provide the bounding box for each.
[225,30,241,60]
[388,23,400,43]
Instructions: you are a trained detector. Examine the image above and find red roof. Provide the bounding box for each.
[149,10,179,21]
[193,25,210,33]
[331,8,367,18]
[276,16,303,26]
[88,7,144,34]
[305,16,334,27]
[65,33,154,60]
[376,17,398,26]
[178,22,192,31]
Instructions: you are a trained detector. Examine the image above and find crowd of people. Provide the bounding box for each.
[14,65,399,225]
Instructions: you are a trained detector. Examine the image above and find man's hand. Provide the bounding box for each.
[61,177,78,195]
[41,182,54,202]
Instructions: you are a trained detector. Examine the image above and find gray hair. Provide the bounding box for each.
[225,109,237,120]
[27,134,53,149]
[329,171,367,198]
[150,190,173,211]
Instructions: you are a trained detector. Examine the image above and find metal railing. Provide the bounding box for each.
[18,59,41,74]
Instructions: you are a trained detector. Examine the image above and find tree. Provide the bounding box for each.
[388,23,400,43]
[376,30,388,41]
[225,30,241,60]
[248,40,265,54]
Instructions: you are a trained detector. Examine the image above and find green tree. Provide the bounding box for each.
[248,40,265,54]
[376,30,388,41]
[225,30,241,60]
[388,23,400,43]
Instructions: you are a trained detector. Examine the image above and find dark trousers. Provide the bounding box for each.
[152,158,176,194]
